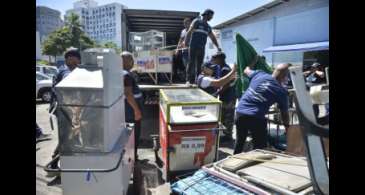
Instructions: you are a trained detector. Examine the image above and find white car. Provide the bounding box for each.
[36,72,53,102]
[36,65,58,78]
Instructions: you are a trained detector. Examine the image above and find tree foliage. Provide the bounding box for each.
[42,13,95,58]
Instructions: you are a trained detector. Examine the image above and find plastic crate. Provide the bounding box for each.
[171,170,256,195]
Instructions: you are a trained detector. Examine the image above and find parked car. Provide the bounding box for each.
[36,65,58,78]
[36,72,53,102]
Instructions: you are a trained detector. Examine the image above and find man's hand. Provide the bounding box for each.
[230,72,238,81]
[232,63,238,72]
[134,109,142,121]
[217,47,222,52]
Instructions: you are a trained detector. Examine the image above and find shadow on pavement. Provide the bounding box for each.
[47,176,61,186]
[36,138,52,144]
[217,149,232,161]
[36,100,49,105]
[133,159,165,195]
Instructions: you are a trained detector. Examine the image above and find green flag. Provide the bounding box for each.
[235,33,273,97]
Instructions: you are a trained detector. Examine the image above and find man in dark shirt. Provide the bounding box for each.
[234,59,291,154]
[211,52,237,142]
[121,51,143,160]
[184,9,221,84]
[47,48,81,178]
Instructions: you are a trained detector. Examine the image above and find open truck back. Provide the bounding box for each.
[121,9,200,141]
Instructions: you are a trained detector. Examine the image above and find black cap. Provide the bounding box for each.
[64,49,81,60]
[212,51,226,60]
[201,9,214,16]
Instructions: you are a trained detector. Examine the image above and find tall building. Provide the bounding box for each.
[65,0,125,47]
[36,6,64,42]
[36,31,41,60]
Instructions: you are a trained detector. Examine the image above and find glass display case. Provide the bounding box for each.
[160,88,221,125]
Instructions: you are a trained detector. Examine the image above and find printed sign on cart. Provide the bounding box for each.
[181,137,206,153]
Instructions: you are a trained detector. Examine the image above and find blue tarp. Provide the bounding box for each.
[263,41,329,53]
[171,170,254,195]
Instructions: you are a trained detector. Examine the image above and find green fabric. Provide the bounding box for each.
[235,33,273,97]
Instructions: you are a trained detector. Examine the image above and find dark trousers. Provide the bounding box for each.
[187,47,205,83]
[125,97,143,160]
[234,113,268,154]
[182,49,189,68]
[221,100,236,137]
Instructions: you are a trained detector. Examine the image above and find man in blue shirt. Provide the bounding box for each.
[184,9,221,84]
[196,61,236,97]
[211,52,237,142]
[234,58,291,154]
[47,49,81,178]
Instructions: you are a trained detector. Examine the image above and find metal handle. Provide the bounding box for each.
[44,149,126,173]
[167,123,226,133]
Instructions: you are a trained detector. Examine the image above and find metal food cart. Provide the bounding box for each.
[159,88,224,181]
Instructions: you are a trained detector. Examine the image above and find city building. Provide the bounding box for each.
[213,0,329,68]
[36,31,41,60]
[36,6,64,42]
[65,0,126,48]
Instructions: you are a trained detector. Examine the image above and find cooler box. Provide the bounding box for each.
[159,88,222,180]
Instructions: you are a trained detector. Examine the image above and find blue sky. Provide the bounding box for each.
[36,0,274,26]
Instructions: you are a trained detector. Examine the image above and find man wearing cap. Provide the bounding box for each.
[304,62,326,87]
[184,9,221,84]
[304,62,327,118]
[211,51,237,142]
[234,59,291,154]
[47,48,81,179]
[196,61,236,97]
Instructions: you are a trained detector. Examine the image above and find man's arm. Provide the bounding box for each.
[208,32,221,51]
[243,55,259,76]
[175,37,184,54]
[184,20,197,46]
[314,70,325,78]
[303,70,312,77]
[125,86,142,121]
[210,65,237,87]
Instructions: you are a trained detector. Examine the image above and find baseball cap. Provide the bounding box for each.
[64,49,81,60]
[212,51,226,60]
[201,9,214,16]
